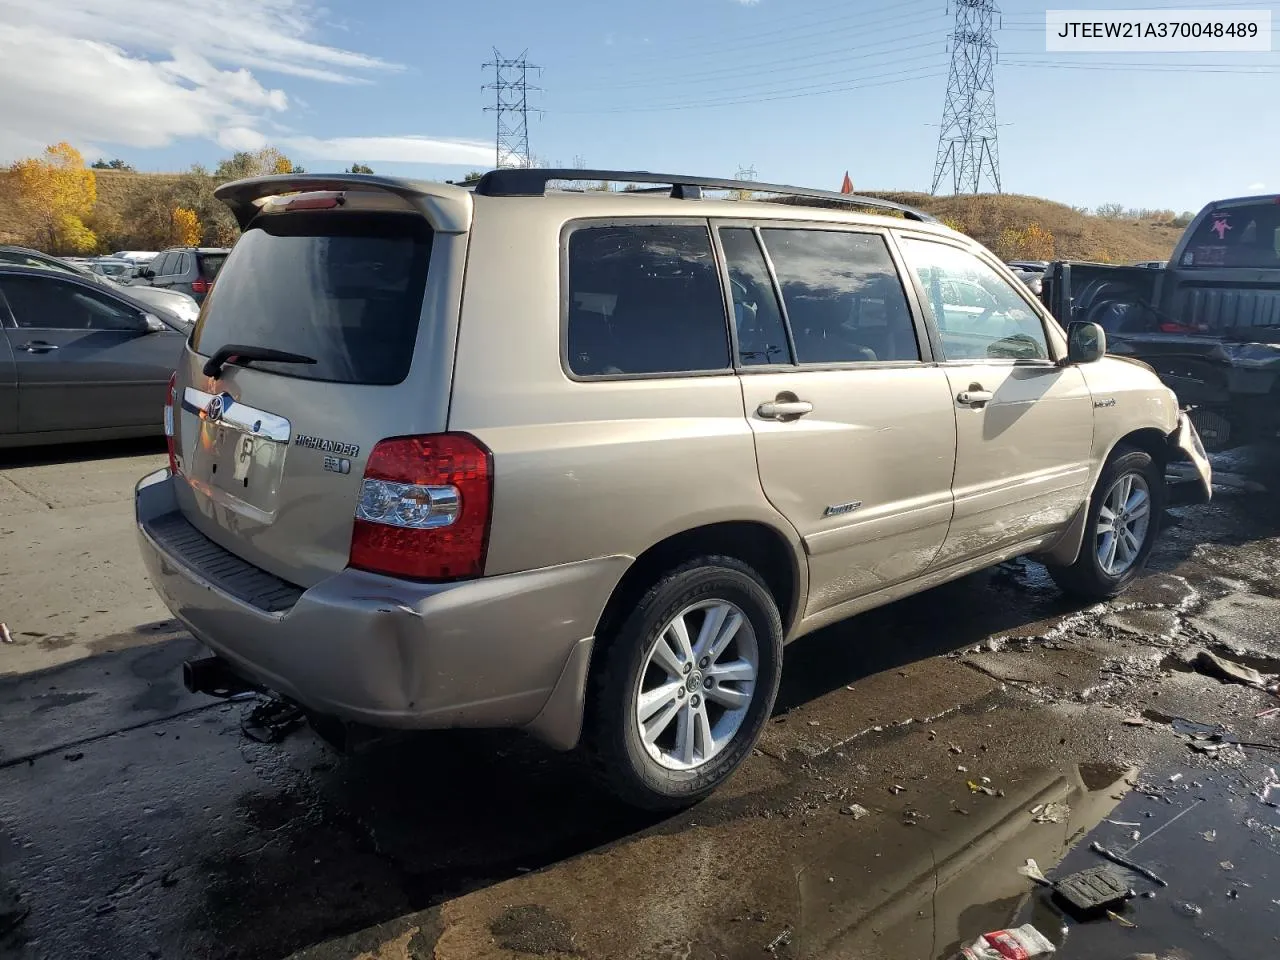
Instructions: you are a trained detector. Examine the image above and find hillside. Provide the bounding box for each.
[0,169,1184,264]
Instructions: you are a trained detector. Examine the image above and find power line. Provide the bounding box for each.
[555,66,946,115]
[482,49,541,169]
[932,0,1002,196]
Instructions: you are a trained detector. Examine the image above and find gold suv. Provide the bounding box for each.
[134,170,1211,809]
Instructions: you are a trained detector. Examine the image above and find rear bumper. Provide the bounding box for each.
[134,469,628,749]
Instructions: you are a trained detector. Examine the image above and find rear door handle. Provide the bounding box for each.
[957,388,993,407]
[18,341,58,353]
[757,400,814,420]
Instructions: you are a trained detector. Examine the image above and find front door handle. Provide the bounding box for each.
[957,386,994,407]
[18,341,59,353]
[757,399,814,420]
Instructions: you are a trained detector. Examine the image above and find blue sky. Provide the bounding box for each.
[1,0,1276,211]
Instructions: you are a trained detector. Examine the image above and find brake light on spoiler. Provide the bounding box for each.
[348,434,493,581]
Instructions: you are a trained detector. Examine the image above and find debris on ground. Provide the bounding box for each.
[1121,717,1148,727]
[0,623,12,644]
[968,780,1004,797]
[1194,649,1275,689]
[1177,902,1203,917]
[889,784,906,795]
[839,803,869,820]
[1089,842,1168,887]
[1256,706,1280,719]
[958,923,1056,959]
[1202,829,1217,842]
[764,928,792,953]
[1029,802,1070,824]
[1018,858,1052,888]
[949,743,964,754]
[1052,865,1133,918]
[240,698,305,744]
[1104,909,1136,928]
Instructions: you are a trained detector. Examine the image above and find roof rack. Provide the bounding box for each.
[471,169,938,223]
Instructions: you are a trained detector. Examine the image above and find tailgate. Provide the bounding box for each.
[170,181,469,588]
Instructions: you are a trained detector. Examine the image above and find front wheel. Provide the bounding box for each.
[584,556,783,811]
[1048,445,1164,600]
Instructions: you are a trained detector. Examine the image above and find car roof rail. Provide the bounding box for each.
[471,169,938,223]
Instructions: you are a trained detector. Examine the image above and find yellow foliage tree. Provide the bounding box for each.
[171,207,201,246]
[10,142,98,254]
[993,221,1056,262]
[939,216,968,234]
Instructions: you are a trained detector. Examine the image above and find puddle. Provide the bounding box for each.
[812,756,1280,959]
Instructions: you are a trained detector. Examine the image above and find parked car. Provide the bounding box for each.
[0,245,200,325]
[1043,194,1280,450]
[86,257,138,282]
[0,264,190,447]
[130,246,229,303]
[1131,260,1168,270]
[135,170,1211,810]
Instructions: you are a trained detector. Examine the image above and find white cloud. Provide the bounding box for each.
[283,135,494,167]
[0,2,482,168]
[1248,182,1266,191]
[0,0,400,84]
[0,24,289,160]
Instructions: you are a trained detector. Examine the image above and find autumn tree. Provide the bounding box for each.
[172,207,201,246]
[9,142,99,254]
[214,147,301,180]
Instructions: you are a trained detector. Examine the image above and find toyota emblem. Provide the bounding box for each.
[207,396,224,422]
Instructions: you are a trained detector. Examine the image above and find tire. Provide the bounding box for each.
[1048,445,1164,601]
[584,556,783,811]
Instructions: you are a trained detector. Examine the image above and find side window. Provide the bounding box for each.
[156,253,176,276]
[758,229,919,364]
[0,276,144,331]
[718,227,791,366]
[565,224,730,376]
[897,238,1050,362]
[176,253,191,276]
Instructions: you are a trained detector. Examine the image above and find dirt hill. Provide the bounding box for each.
[0,169,1185,263]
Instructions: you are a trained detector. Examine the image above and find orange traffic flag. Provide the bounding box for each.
[840,171,853,194]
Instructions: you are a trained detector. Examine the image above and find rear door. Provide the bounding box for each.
[0,306,16,436]
[719,222,958,616]
[897,236,1094,566]
[0,273,183,433]
[173,203,460,588]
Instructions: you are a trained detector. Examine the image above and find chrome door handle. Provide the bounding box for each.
[757,400,814,420]
[18,341,58,353]
[957,389,993,406]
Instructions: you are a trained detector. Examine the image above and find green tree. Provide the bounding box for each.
[214,147,299,180]
[91,158,135,171]
[347,163,374,174]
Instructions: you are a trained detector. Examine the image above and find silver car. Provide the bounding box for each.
[135,170,1212,809]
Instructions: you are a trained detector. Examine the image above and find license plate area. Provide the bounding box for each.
[182,388,291,523]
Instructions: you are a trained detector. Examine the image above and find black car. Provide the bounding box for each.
[0,265,189,448]
[130,246,229,303]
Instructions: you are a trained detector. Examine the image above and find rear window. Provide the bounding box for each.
[191,213,433,385]
[564,224,730,377]
[197,253,227,280]
[1182,201,1280,269]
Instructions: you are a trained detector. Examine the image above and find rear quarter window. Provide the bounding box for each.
[564,223,730,377]
[191,212,433,385]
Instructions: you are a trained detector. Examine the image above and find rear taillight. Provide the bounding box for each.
[1159,322,1199,333]
[163,372,180,476]
[190,278,210,294]
[348,433,493,581]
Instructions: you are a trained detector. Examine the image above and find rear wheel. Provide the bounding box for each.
[1048,445,1163,600]
[584,556,783,810]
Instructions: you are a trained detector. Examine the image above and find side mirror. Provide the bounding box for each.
[1067,321,1106,364]
[143,313,167,333]
[137,268,154,280]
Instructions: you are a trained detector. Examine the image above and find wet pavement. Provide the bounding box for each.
[2,447,1280,960]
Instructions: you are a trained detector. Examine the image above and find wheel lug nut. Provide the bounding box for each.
[678,687,686,698]
[699,657,709,668]
[704,677,714,688]
[683,662,692,675]
[691,694,701,707]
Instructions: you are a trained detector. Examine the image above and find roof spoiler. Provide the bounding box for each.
[213,173,472,233]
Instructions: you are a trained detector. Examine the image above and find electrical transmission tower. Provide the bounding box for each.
[482,49,541,169]
[735,164,758,182]
[931,0,1001,196]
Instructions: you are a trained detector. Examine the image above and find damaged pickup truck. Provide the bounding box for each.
[1043,194,1280,451]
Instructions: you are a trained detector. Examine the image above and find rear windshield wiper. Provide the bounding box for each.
[202,344,318,378]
